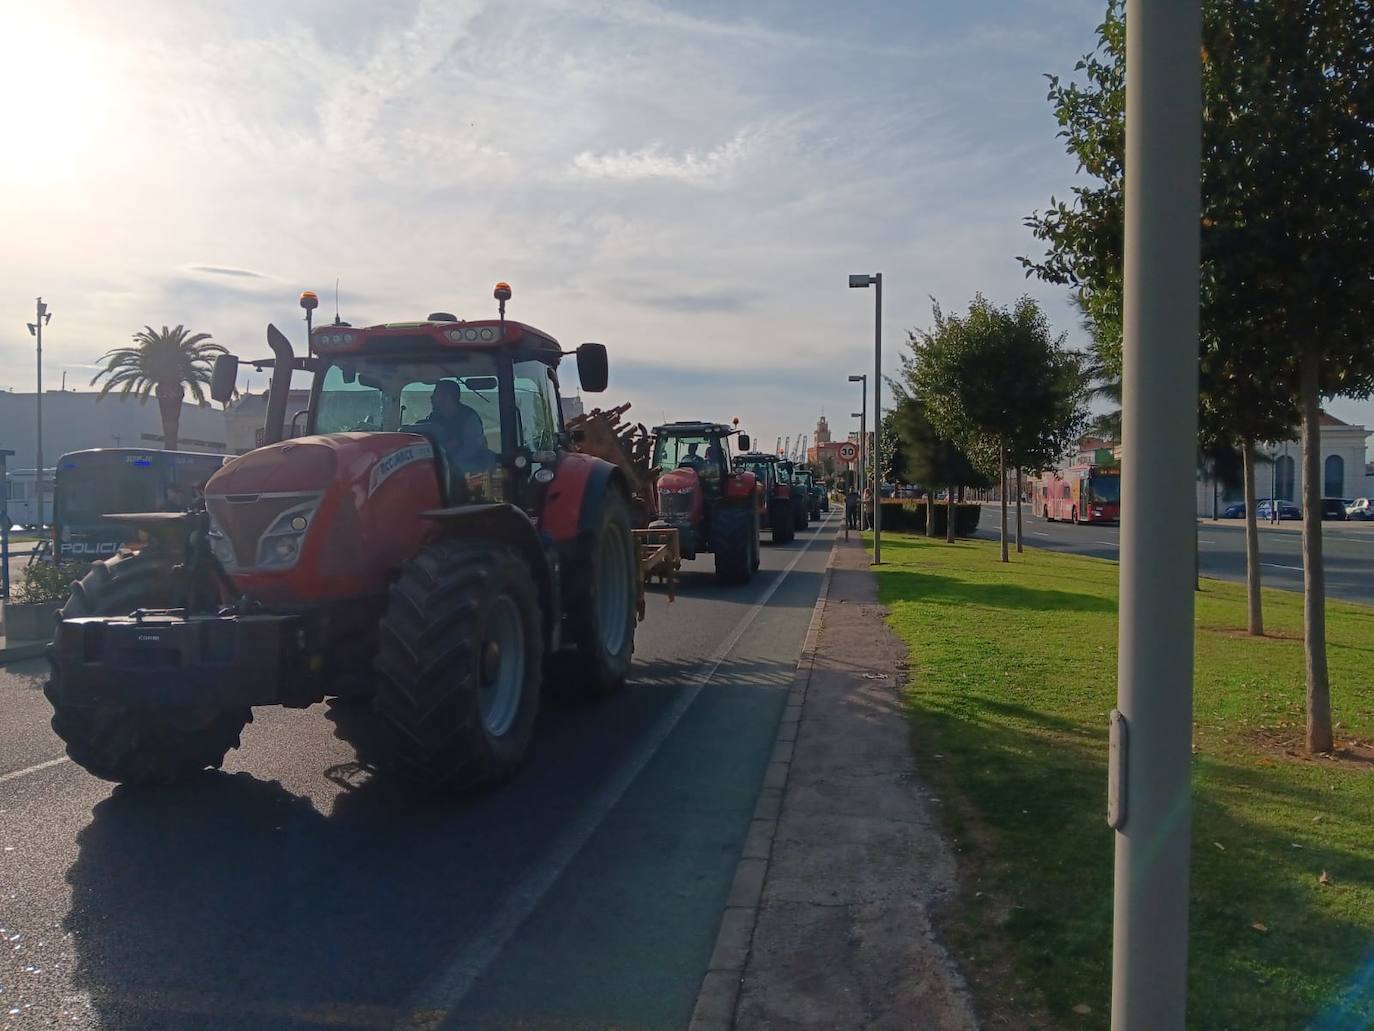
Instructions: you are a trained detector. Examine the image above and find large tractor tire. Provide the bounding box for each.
[550,487,638,700]
[45,550,252,784]
[770,501,795,544]
[712,505,754,585]
[795,498,810,531]
[751,512,761,572]
[374,542,543,793]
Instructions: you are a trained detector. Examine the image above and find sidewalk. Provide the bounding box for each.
[693,531,976,1029]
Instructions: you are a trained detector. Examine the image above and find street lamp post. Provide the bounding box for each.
[849,273,882,564]
[26,298,52,526]
[848,374,866,497]
[1111,0,1201,1027]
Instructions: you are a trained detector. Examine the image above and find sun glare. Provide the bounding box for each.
[0,9,113,182]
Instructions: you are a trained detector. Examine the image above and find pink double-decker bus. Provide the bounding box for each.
[1035,463,1121,524]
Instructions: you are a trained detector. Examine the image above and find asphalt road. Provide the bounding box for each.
[977,509,1374,605]
[0,512,837,1030]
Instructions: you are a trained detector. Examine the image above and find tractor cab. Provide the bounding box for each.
[733,451,796,544]
[651,422,735,498]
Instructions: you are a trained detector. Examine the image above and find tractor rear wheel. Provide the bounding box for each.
[45,550,252,784]
[551,487,637,699]
[374,542,542,792]
[712,505,754,584]
[751,511,761,572]
[770,501,795,544]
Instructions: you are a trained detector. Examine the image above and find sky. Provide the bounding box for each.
[3,0,1370,455]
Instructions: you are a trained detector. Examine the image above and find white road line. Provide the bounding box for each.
[1263,562,1303,571]
[407,512,837,1015]
[1198,538,1218,544]
[1094,539,1117,546]
[1031,531,1050,537]
[0,756,69,785]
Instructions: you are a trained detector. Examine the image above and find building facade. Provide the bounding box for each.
[1196,412,1373,514]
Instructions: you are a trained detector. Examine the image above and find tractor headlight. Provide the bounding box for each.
[207,519,239,572]
[255,499,322,570]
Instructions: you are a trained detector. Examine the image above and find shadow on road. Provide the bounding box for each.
[62,652,798,1030]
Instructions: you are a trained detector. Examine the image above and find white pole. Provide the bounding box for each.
[872,273,882,564]
[1111,0,1201,1027]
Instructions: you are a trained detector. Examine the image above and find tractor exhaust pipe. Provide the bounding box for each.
[262,324,295,446]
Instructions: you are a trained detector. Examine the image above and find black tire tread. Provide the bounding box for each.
[45,550,252,785]
[712,505,753,584]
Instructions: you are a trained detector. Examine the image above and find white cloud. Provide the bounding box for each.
[568,131,754,184]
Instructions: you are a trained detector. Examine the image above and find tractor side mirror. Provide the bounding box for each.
[576,342,608,393]
[737,433,751,451]
[211,354,239,405]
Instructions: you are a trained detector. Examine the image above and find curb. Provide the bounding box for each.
[0,640,48,664]
[688,529,838,1031]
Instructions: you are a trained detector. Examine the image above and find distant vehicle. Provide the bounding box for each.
[1347,497,1374,520]
[1035,463,1121,524]
[54,449,228,562]
[5,467,57,528]
[1321,498,1353,521]
[1221,502,1246,519]
[1255,499,1301,521]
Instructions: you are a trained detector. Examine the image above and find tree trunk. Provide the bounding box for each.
[155,384,184,451]
[999,440,1008,563]
[1300,352,1332,753]
[926,490,935,537]
[946,484,955,543]
[1015,467,1024,553]
[1242,443,1263,636]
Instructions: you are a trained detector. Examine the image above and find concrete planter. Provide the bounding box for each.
[3,600,61,642]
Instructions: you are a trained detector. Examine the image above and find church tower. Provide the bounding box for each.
[814,414,831,446]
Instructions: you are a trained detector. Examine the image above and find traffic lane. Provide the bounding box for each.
[0,516,835,1030]
[982,516,1374,605]
[0,656,63,778]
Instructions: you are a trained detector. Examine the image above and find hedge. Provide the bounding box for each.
[878,500,981,537]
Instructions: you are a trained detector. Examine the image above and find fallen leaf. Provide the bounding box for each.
[1072,1003,1092,1015]
[1312,815,1324,823]
[1252,922,1268,933]
[1213,842,1226,851]
[1319,871,1331,885]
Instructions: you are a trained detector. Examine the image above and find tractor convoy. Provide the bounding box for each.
[43,286,825,793]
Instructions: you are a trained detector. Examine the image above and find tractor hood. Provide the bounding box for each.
[656,467,700,496]
[204,432,443,603]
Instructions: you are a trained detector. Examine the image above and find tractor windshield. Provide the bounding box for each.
[734,458,773,485]
[655,434,728,491]
[315,355,503,452]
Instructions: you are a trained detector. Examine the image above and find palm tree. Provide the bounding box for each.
[91,325,227,451]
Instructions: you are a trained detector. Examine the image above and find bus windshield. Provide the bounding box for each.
[1088,473,1121,503]
[57,461,163,526]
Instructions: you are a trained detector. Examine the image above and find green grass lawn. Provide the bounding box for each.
[872,532,1374,1030]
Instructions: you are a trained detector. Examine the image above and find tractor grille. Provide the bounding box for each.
[657,490,694,522]
[205,492,320,568]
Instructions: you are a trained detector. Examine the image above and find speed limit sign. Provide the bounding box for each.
[838,442,858,462]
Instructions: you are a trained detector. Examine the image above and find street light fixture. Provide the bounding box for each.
[848,273,882,563]
[847,374,866,498]
[26,298,51,526]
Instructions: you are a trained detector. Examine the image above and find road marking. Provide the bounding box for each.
[1263,562,1303,571]
[407,512,837,1015]
[0,756,69,785]
[1094,539,1117,546]
[1197,538,1218,544]
[1031,531,1050,537]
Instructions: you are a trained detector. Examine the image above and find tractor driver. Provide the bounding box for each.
[420,379,492,472]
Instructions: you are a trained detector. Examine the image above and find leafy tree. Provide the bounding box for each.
[92,325,227,451]
[887,396,988,540]
[1024,0,1374,751]
[902,295,1085,561]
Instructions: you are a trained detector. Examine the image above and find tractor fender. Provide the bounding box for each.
[422,503,559,647]
[723,469,757,504]
[541,453,628,543]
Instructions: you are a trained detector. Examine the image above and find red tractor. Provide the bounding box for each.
[648,422,760,584]
[45,286,652,792]
[732,451,795,544]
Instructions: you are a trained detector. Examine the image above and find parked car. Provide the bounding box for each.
[1347,497,1374,520]
[1321,498,1353,521]
[1221,502,1246,519]
[1255,499,1301,521]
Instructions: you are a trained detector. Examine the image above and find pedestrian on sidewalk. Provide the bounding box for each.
[845,487,860,529]
[862,486,874,530]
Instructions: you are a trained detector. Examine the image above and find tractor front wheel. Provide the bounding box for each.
[551,487,638,699]
[712,505,754,585]
[45,550,252,784]
[374,542,542,792]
